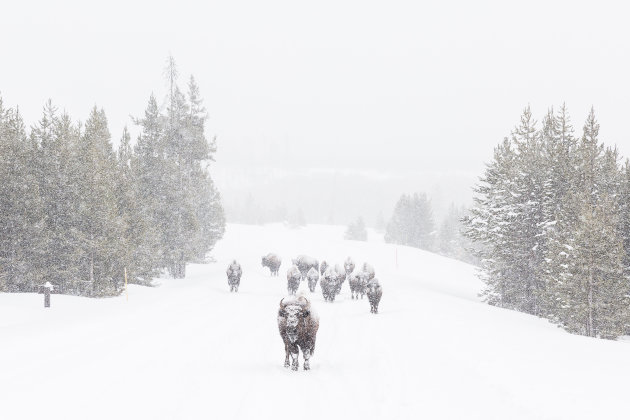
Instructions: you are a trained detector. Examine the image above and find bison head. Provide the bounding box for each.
[279,297,310,343]
[261,256,267,266]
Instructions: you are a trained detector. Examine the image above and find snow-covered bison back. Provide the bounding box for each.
[261,253,282,276]
[292,255,319,280]
[226,260,242,292]
[277,295,319,370]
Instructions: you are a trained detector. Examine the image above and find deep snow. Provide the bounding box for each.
[2,223,629,419]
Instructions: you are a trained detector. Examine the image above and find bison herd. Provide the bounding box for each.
[225,252,383,371]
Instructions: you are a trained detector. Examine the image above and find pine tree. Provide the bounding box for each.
[74,107,124,296]
[345,216,368,241]
[463,137,520,307]
[0,101,45,291]
[546,192,629,338]
[116,127,161,284]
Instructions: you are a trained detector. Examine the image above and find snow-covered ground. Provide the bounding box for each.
[2,223,629,419]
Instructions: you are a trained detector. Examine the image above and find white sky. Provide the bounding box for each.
[2,0,630,222]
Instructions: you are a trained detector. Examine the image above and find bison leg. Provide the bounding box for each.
[291,351,299,371]
[284,343,290,368]
[303,348,311,370]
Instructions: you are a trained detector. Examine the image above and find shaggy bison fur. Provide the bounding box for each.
[262,253,282,276]
[320,267,340,302]
[344,257,355,278]
[286,265,301,295]
[277,295,319,370]
[349,272,367,300]
[226,260,242,292]
[306,267,319,292]
[292,255,319,280]
[319,260,329,276]
[366,278,383,314]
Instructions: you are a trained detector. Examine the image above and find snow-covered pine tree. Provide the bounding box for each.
[437,204,473,262]
[31,103,85,293]
[0,100,45,292]
[184,76,224,262]
[547,191,629,338]
[385,193,434,250]
[410,193,434,250]
[463,137,520,308]
[385,194,412,246]
[619,161,630,278]
[133,59,225,278]
[344,216,368,241]
[116,127,162,284]
[74,107,125,296]
[509,106,549,314]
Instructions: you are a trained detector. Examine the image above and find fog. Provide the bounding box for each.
[3,0,630,224]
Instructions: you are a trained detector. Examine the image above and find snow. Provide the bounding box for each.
[2,223,630,419]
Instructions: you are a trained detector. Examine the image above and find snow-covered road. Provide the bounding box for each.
[2,224,629,419]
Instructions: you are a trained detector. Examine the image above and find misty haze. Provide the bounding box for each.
[2,1,630,419]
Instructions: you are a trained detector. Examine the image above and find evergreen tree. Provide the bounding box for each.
[545,192,629,338]
[74,107,125,296]
[0,101,45,292]
[437,204,471,262]
[385,193,434,250]
[345,216,368,241]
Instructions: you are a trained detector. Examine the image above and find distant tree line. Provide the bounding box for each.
[0,58,225,297]
[383,193,475,263]
[463,105,630,339]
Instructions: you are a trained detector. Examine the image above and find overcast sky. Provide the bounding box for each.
[2,0,630,222]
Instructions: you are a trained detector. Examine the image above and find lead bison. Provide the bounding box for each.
[262,253,282,276]
[292,255,319,280]
[226,260,242,292]
[277,295,319,370]
[287,265,301,295]
[366,278,383,314]
[306,267,319,292]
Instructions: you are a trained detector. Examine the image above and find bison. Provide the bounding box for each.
[306,267,319,292]
[348,273,367,300]
[319,260,329,276]
[277,295,319,370]
[343,257,355,278]
[360,262,375,281]
[287,265,301,295]
[320,267,340,302]
[292,255,319,280]
[226,260,242,292]
[333,264,346,296]
[262,253,282,276]
[366,278,383,314]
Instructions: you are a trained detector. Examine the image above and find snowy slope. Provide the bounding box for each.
[1,223,629,420]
